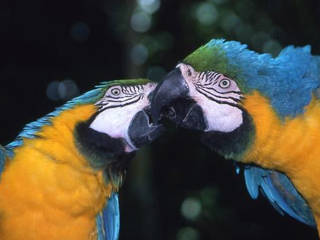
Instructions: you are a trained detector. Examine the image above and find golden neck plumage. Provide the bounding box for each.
[242,91,320,223]
[0,105,112,240]
[242,91,320,174]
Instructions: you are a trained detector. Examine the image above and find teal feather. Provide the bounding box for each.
[244,166,316,227]
[0,145,7,176]
[5,83,107,152]
[96,193,120,240]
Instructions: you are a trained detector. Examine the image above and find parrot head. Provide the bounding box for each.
[151,39,319,159]
[6,79,163,189]
[72,79,164,186]
[151,62,252,159]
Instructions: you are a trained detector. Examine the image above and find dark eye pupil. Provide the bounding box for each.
[219,79,230,88]
[112,89,120,95]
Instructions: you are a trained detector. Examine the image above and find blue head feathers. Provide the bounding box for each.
[185,39,320,118]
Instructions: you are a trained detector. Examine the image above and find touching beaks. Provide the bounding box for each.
[128,106,165,149]
[151,67,189,122]
[151,66,207,131]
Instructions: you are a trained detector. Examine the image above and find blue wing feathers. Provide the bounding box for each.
[104,193,120,240]
[96,193,120,240]
[243,167,259,199]
[0,145,7,175]
[243,166,316,227]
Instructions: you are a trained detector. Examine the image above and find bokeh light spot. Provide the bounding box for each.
[131,44,149,65]
[220,11,240,32]
[210,0,228,4]
[131,11,151,32]
[47,79,79,101]
[181,197,202,221]
[137,0,160,14]
[46,81,60,101]
[177,227,200,240]
[262,39,282,56]
[59,79,79,100]
[195,3,218,25]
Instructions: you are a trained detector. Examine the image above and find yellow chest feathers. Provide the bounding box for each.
[242,92,320,172]
[0,105,112,240]
[242,92,320,216]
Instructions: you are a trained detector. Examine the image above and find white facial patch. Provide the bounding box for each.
[177,63,244,133]
[89,82,157,152]
[195,93,243,132]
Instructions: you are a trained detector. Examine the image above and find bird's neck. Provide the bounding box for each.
[74,112,135,189]
[201,110,254,160]
[24,104,100,171]
[0,105,113,239]
[242,91,320,176]
[242,91,320,221]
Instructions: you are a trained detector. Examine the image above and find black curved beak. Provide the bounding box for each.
[128,107,165,149]
[151,68,189,122]
[151,68,207,131]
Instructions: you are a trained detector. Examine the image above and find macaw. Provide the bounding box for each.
[0,79,163,240]
[151,39,320,234]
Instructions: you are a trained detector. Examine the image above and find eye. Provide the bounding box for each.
[219,79,231,89]
[111,88,121,96]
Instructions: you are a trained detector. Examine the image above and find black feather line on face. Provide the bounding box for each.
[196,87,243,109]
[207,88,242,95]
[196,86,241,103]
[96,95,142,112]
[200,110,255,160]
[74,114,135,186]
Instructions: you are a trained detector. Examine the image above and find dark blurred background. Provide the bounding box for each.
[1,0,320,239]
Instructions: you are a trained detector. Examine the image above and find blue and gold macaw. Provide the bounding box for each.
[0,79,163,240]
[151,39,320,234]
